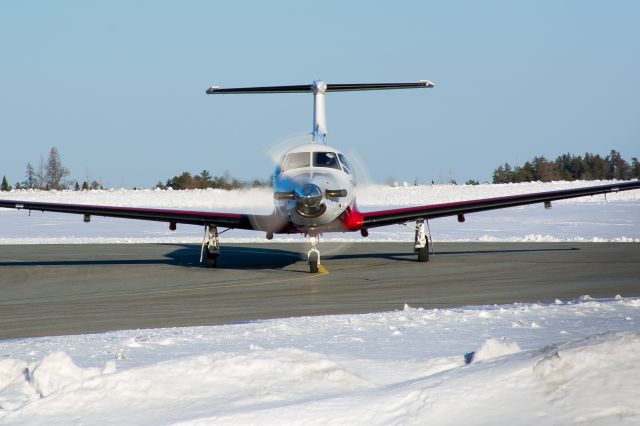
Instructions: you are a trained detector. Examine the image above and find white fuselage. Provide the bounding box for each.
[273,143,355,233]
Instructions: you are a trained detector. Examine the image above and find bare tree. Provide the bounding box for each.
[24,162,38,189]
[37,156,46,189]
[44,147,70,190]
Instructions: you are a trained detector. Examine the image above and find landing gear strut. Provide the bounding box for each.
[201,225,220,268]
[414,218,429,262]
[308,235,320,273]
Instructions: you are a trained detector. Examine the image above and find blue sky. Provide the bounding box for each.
[1,1,639,187]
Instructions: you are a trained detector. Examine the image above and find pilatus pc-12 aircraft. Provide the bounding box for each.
[2,80,640,272]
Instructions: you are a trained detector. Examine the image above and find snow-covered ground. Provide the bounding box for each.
[1,298,639,425]
[1,181,639,424]
[1,181,639,243]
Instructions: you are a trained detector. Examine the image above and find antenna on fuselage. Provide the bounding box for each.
[206,80,434,144]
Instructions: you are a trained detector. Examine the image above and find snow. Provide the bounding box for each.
[1,181,639,424]
[1,181,639,243]
[1,298,639,425]
[468,337,522,362]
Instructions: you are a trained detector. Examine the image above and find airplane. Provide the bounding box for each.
[1,80,639,273]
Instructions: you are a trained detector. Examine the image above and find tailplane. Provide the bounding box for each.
[206,80,434,143]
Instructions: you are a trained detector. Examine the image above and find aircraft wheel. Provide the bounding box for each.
[206,253,218,268]
[417,246,429,262]
[309,252,319,273]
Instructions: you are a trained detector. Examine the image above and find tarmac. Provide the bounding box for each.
[1,242,639,339]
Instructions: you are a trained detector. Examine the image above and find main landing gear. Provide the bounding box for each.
[414,218,429,262]
[201,225,220,268]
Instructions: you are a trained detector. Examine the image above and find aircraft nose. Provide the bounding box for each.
[295,184,326,218]
[298,184,323,208]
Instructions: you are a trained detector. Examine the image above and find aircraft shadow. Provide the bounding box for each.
[432,246,580,256]
[167,245,304,270]
[0,245,579,269]
[0,244,304,270]
[327,246,580,261]
[327,252,418,263]
[0,259,175,267]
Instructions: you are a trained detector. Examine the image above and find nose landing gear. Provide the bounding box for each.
[307,235,321,273]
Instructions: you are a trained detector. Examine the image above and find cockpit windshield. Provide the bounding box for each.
[281,151,352,174]
[338,153,352,175]
[282,152,310,171]
[313,152,341,170]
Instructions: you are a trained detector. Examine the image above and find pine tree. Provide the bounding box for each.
[569,155,584,180]
[631,157,640,179]
[491,163,505,183]
[198,170,213,188]
[1,176,12,191]
[607,149,631,180]
[589,154,610,179]
[82,181,90,191]
[74,181,80,191]
[513,162,534,182]
[532,156,556,182]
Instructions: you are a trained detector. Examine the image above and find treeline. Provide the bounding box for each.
[1,146,270,193]
[0,146,103,192]
[493,150,639,184]
[4,147,638,192]
[155,170,271,190]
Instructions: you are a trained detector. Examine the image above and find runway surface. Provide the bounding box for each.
[1,242,639,339]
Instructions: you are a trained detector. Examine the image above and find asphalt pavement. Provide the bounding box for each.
[1,242,638,339]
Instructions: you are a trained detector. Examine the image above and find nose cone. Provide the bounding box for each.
[296,184,326,218]
[298,184,323,207]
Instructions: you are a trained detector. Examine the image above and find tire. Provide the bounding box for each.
[309,252,319,273]
[206,253,218,268]
[417,246,429,262]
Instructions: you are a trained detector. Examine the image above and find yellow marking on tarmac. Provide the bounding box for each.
[317,264,329,274]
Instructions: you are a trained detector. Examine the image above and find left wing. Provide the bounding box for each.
[361,180,640,228]
[0,199,286,232]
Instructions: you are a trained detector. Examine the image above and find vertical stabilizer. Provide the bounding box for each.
[312,80,328,143]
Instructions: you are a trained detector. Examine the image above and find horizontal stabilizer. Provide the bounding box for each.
[206,79,434,144]
[206,85,313,95]
[326,81,434,92]
[206,81,434,95]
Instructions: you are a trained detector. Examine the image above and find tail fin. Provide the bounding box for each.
[206,80,434,143]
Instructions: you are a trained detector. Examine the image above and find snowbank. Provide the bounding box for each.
[1,297,639,425]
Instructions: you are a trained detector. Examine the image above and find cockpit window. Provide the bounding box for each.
[283,152,310,171]
[313,152,341,170]
[338,153,352,175]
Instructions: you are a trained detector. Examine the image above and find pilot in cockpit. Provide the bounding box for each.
[315,152,339,169]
